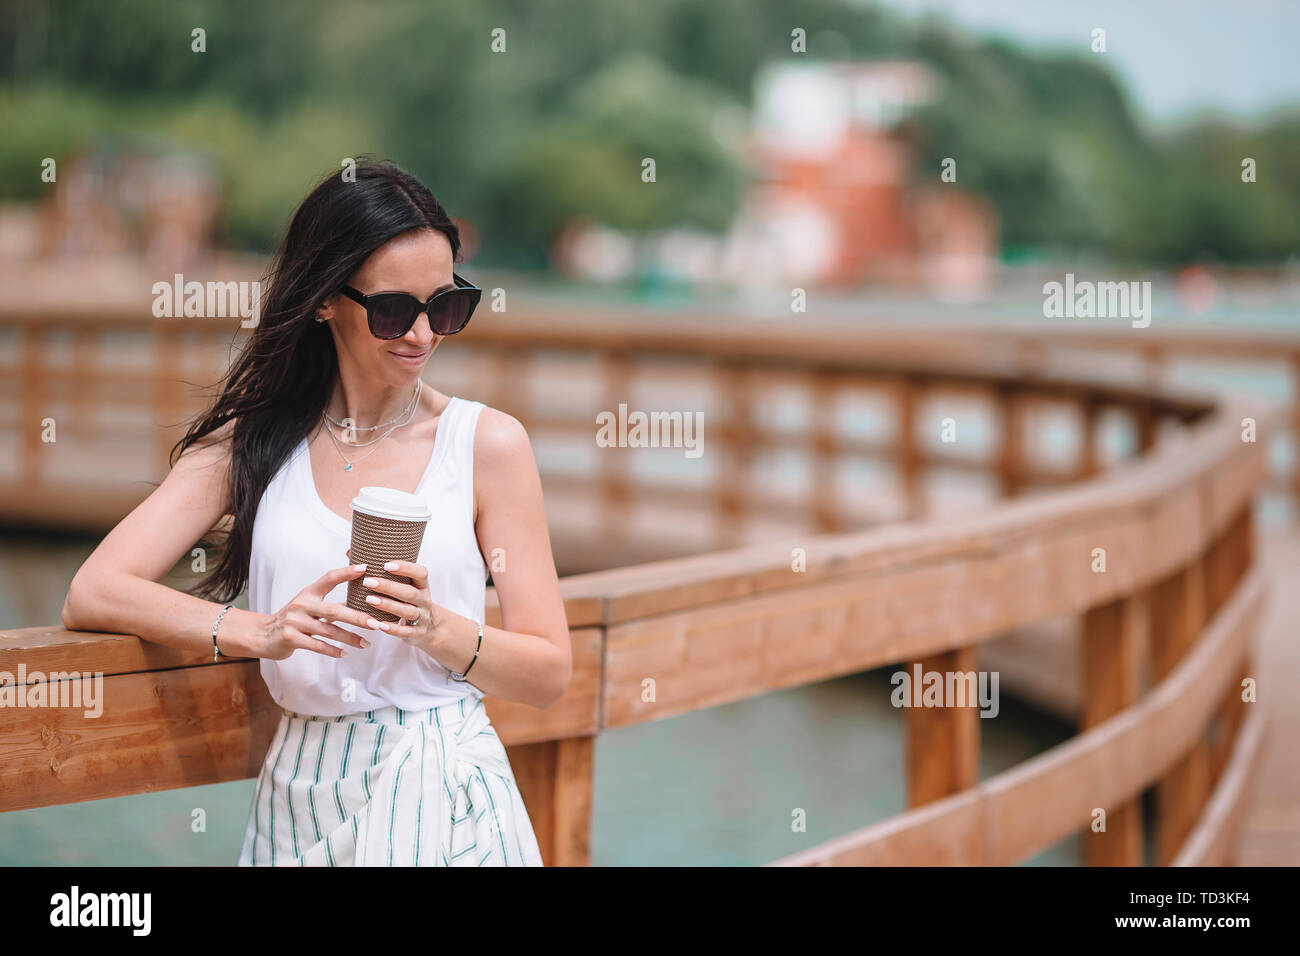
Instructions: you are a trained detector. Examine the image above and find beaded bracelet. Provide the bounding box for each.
[212,603,235,662]
[449,618,482,681]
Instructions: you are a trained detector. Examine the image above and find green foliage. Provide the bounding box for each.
[907,21,1299,264]
[1,0,1296,264]
[503,53,748,239]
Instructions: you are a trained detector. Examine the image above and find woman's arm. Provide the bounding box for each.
[61,424,251,653]
[431,408,572,708]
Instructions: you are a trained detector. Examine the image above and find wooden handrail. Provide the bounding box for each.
[0,302,1285,866]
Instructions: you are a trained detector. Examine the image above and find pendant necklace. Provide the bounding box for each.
[322,381,422,471]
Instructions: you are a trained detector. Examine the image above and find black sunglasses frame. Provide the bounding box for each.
[336,272,482,339]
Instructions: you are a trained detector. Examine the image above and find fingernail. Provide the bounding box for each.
[384,561,399,571]
[353,564,366,571]
[377,622,391,631]
[366,618,381,629]
[363,577,377,587]
[365,595,380,606]
[360,639,371,648]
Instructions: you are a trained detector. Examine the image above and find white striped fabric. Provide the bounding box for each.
[237,695,544,866]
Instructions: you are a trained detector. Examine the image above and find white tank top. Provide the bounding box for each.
[247,396,488,716]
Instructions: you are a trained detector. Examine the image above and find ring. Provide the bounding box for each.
[409,608,421,627]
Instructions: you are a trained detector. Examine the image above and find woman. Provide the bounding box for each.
[61,159,571,866]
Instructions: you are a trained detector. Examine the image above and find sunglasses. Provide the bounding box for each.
[337,272,481,339]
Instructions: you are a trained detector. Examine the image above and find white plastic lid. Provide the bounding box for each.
[350,486,432,522]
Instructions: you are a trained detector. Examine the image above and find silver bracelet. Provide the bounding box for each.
[212,603,235,662]
[449,618,482,682]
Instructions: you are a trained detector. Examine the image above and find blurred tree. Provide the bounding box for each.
[1,0,1297,265]
[496,52,749,257]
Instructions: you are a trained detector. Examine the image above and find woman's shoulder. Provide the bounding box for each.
[468,403,537,523]
[469,403,531,460]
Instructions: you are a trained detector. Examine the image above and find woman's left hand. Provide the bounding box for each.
[356,558,443,652]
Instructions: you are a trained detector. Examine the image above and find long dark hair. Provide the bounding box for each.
[174,159,462,603]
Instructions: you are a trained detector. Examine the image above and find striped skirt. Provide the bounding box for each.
[237,694,544,866]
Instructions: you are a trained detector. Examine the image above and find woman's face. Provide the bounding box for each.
[321,227,454,389]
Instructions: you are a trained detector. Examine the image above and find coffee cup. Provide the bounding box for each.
[345,486,431,624]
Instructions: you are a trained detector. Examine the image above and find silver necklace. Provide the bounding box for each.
[321,384,423,471]
[323,380,421,433]
[323,410,413,447]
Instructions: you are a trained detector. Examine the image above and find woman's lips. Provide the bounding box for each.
[389,349,429,364]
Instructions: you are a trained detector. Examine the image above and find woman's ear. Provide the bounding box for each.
[315,295,333,323]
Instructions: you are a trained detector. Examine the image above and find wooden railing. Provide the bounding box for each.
[0,301,1284,865]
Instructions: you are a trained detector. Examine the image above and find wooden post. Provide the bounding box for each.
[996,386,1023,498]
[155,322,186,473]
[1141,345,1166,392]
[72,332,97,443]
[895,376,922,519]
[1080,596,1143,864]
[1078,397,1101,479]
[1207,506,1253,783]
[905,646,980,808]
[714,364,750,549]
[487,347,525,420]
[600,351,632,548]
[1146,557,1211,864]
[1135,402,1158,456]
[20,319,44,486]
[506,735,595,866]
[808,372,841,532]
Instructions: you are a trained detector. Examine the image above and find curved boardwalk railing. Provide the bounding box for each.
[0,301,1285,865]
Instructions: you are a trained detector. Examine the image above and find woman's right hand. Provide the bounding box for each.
[247,563,376,661]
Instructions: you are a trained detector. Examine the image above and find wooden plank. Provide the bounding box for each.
[506,735,594,866]
[599,351,633,548]
[20,321,43,487]
[905,647,979,807]
[996,385,1023,498]
[1078,397,1101,479]
[1206,508,1253,784]
[1146,557,1212,864]
[769,789,987,866]
[1172,704,1269,865]
[894,376,922,519]
[0,661,279,813]
[809,372,843,531]
[1136,402,1158,454]
[713,363,750,549]
[772,564,1264,866]
[1080,595,1142,865]
[1,612,603,683]
[986,566,1263,865]
[0,625,604,807]
[155,324,185,474]
[595,494,1204,730]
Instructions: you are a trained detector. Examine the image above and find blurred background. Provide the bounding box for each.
[3,0,1300,301]
[0,0,1296,865]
